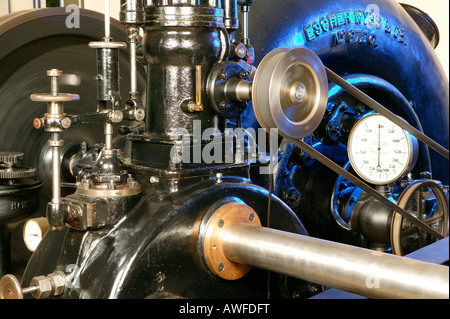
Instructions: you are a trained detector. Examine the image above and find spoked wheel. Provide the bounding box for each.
[391,180,449,256]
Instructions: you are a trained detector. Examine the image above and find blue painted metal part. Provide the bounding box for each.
[244,0,449,184]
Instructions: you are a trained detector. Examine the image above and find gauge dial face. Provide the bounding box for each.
[23,218,49,252]
[348,113,418,185]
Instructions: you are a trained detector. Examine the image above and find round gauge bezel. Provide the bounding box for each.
[23,220,43,252]
[347,113,419,185]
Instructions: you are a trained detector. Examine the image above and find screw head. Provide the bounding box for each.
[33,118,43,129]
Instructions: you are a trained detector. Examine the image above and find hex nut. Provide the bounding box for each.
[30,276,53,299]
[47,272,66,296]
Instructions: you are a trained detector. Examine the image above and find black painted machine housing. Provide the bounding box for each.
[0,0,448,299]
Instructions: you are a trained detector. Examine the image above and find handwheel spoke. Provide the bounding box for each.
[401,225,419,238]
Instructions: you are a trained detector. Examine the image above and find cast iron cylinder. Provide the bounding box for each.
[142,3,227,141]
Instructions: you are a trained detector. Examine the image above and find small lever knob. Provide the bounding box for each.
[0,274,33,299]
[30,69,79,103]
[0,272,66,299]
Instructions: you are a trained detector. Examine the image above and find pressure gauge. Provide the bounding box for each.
[347,113,419,185]
[23,218,50,252]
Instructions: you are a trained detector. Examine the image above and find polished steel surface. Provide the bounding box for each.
[252,47,328,139]
[223,223,449,299]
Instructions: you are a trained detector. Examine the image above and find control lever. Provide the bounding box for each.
[31,69,79,229]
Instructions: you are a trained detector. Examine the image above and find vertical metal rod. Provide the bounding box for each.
[242,9,249,45]
[130,39,137,94]
[51,78,58,96]
[104,122,113,150]
[104,0,111,38]
[51,132,61,204]
[128,27,139,95]
[195,65,202,107]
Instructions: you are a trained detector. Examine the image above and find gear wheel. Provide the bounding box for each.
[0,152,36,179]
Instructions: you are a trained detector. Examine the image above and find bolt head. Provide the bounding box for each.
[61,117,72,129]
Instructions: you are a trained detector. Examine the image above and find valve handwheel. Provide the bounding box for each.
[390,180,449,256]
[0,274,24,299]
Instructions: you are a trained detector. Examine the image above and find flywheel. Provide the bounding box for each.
[0,8,146,214]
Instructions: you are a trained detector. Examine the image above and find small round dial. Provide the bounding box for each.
[347,113,419,185]
[23,218,50,252]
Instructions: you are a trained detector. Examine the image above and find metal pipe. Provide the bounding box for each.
[222,223,449,299]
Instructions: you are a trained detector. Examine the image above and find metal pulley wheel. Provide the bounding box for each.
[390,180,449,256]
[252,47,328,139]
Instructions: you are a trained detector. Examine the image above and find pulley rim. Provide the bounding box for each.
[252,47,328,139]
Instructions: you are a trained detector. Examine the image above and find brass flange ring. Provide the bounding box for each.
[202,201,261,280]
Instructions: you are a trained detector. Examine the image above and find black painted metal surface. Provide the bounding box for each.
[242,0,449,184]
[7,0,449,299]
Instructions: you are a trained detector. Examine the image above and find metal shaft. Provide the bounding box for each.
[51,132,61,204]
[130,33,137,94]
[104,0,110,39]
[222,223,449,299]
[104,122,113,151]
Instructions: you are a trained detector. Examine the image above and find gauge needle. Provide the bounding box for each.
[377,123,381,169]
